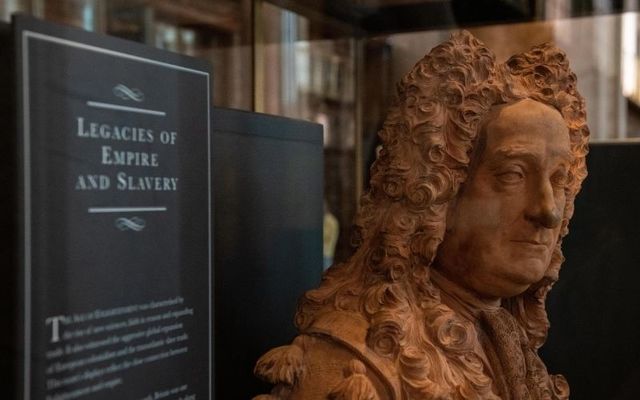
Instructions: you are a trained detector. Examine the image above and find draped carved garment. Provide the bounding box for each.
[430,270,569,400]
[254,272,570,400]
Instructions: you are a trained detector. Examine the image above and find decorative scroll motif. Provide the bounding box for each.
[115,217,146,231]
[113,84,144,102]
[255,31,589,400]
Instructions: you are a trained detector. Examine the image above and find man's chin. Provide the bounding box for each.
[490,281,532,299]
[505,261,548,288]
[467,275,532,300]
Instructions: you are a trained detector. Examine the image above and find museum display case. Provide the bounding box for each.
[5,0,638,259]
[2,1,640,399]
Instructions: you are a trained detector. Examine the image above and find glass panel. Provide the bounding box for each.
[361,13,639,166]
[259,2,358,264]
[1,0,253,110]
[1,0,29,22]
[104,0,253,110]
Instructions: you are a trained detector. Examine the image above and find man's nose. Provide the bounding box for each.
[525,181,562,229]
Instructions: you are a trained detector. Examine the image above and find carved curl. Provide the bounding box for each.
[296,31,589,399]
[255,338,305,386]
[328,360,380,400]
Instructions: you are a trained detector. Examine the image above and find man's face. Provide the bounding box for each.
[434,99,572,300]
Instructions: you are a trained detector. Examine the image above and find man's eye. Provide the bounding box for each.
[551,171,569,187]
[496,170,524,184]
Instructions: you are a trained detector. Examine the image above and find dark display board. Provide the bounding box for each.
[6,15,212,400]
[542,143,640,400]
[212,108,323,399]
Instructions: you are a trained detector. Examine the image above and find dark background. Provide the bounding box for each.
[212,108,324,400]
[543,142,640,400]
[0,19,18,400]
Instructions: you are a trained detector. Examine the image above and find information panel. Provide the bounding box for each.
[15,16,212,400]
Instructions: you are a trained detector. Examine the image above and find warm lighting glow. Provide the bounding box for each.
[622,12,637,98]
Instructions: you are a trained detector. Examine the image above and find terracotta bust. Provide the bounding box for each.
[254,32,589,400]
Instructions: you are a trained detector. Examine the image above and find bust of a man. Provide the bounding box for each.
[254,32,589,400]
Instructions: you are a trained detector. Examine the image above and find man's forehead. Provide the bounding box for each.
[487,99,567,130]
[480,100,573,164]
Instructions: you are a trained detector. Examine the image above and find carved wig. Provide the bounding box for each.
[257,32,589,399]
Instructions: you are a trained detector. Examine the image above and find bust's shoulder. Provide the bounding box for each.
[254,310,402,400]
